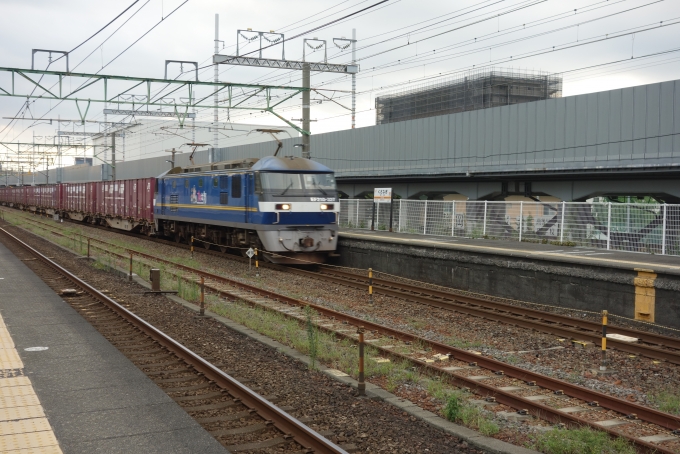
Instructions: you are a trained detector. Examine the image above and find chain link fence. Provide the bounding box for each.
[339,199,680,256]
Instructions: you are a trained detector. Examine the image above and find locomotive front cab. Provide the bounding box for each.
[253,156,339,264]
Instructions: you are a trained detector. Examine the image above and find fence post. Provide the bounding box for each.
[423,200,428,234]
[389,194,394,232]
[662,204,667,255]
[357,326,365,396]
[255,248,259,277]
[600,310,608,371]
[607,203,612,251]
[398,199,403,233]
[560,201,566,243]
[371,201,375,231]
[483,201,488,236]
[376,200,380,228]
[199,276,205,316]
[191,236,195,258]
[519,201,523,242]
[356,200,359,228]
[128,252,133,281]
[451,201,456,237]
[368,268,374,305]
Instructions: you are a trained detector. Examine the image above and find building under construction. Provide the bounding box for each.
[376,69,563,125]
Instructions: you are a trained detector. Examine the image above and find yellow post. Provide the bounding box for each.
[600,310,608,371]
[368,268,374,305]
[255,248,259,277]
[191,236,194,258]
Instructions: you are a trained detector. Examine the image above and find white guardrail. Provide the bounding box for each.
[339,199,680,256]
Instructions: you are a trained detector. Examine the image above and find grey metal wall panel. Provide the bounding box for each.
[527,102,537,164]
[674,80,680,158]
[633,85,647,159]
[574,94,588,162]
[492,106,501,166]
[555,98,566,163]
[646,83,661,158]
[535,100,546,164]
[508,104,519,166]
[544,99,556,163]
[596,91,609,159]
[608,90,622,160]
[499,105,510,166]
[517,103,528,166]
[621,87,634,159]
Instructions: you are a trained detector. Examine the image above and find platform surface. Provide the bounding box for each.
[0,242,227,454]
[340,229,680,275]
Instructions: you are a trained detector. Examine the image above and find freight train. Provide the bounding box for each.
[0,156,339,264]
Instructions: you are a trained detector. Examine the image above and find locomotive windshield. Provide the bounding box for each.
[261,172,336,197]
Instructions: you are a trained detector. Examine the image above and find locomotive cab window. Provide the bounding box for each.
[198,178,203,188]
[213,177,218,187]
[231,174,242,198]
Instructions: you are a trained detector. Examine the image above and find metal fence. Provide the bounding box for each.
[339,199,680,256]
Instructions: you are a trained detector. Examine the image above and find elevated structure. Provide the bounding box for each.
[376,69,562,125]
[7,78,680,202]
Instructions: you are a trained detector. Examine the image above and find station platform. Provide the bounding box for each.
[0,243,227,453]
[335,229,680,329]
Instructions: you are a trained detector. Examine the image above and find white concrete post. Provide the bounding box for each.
[607,202,612,250]
[356,200,360,228]
[662,204,667,255]
[483,201,488,235]
[560,201,566,242]
[451,201,456,237]
[398,199,403,232]
[519,201,524,242]
[423,200,428,234]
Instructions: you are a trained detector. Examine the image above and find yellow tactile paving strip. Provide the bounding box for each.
[0,314,62,453]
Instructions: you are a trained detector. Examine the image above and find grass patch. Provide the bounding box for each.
[443,392,499,436]
[531,427,635,454]
[650,390,680,415]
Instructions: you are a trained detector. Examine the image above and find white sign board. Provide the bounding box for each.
[373,188,392,203]
[246,248,255,258]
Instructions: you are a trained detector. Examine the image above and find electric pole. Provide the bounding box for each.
[352,28,357,129]
[213,13,219,163]
[111,132,116,181]
[302,63,311,159]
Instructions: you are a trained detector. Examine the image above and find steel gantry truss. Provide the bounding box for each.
[0,67,310,134]
[213,55,358,74]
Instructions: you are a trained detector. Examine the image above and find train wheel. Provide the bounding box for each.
[203,242,211,250]
[219,246,228,253]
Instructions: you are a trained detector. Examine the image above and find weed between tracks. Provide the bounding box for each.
[650,389,680,415]
[529,427,635,454]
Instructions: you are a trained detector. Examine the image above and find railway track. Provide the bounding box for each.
[16,210,680,367]
[5,211,680,452]
[0,227,347,454]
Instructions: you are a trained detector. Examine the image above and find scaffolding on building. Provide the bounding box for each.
[376,68,563,125]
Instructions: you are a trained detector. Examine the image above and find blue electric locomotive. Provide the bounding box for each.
[155,156,339,264]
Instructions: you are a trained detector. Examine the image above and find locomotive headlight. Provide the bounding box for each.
[275,203,291,210]
[320,203,334,210]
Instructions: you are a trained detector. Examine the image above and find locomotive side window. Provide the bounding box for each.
[172,180,177,189]
[231,175,241,198]
[198,178,203,188]
[213,177,218,187]
[184,179,189,188]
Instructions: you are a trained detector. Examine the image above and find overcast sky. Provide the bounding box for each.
[0,0,678,165]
